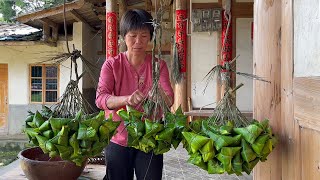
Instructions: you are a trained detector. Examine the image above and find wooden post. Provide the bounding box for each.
[52,27,58,42]
[281,0,301,180]
[106,1,118,58]
[118,0,127,53]
[42,23,50,42]
[174,0,187,112]
[253,0,282,179]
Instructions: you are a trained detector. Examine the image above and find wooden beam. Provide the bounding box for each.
[70,9,96,31]
[232,2,253,18]
[16,0,85,23]
[86,0,105,3]
[253,0,282,179]
[192,3,220,9]
[38,18,58,28]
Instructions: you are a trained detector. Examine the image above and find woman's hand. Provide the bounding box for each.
[126,90,144,106]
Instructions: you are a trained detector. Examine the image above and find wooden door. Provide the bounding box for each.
[0,64,8,134]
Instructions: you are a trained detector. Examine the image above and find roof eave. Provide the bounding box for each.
[16,0,86,24]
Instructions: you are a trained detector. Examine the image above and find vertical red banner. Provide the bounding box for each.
[106,12,118,58]
[221,10,232,65]
[175,10,187,73]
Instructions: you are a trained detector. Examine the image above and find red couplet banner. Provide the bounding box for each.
[175,10,187,73]
[221,10,232,66]
[106,12,118,58]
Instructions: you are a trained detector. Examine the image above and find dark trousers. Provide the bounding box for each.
[103,142,163,180]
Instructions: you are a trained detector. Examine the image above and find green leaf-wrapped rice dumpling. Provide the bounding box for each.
[199,139,215,162]
[233,124,263,144]
[182,132,210,154]
[23,107,120,166]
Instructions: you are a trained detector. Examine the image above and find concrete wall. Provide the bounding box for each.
[0,22,86,135]
[236,18,253,112]
[294,0,320,77]
[81,23,105,112]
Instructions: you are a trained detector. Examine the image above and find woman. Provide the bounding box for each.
[96,9,174,180]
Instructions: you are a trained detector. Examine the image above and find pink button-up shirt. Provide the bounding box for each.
[96,52,174,146]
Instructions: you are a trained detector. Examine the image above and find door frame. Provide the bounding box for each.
[0,63,8,135]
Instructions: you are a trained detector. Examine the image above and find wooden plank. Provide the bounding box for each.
[70,9,97,31]
[294,77,320,132]
[253,0,282,179]
[281,1,301,180]
[16,0,85,23]
[301,128,320,180]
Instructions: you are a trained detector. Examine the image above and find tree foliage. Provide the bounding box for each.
[0,0,72,22]
[0,0,16,22]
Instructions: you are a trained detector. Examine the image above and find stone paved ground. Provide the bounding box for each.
[162,145,252,180]
[0,140,253,180]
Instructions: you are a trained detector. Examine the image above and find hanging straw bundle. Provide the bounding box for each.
[141,2,171,121]
[207,83,250,128]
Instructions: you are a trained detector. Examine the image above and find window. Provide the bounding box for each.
[30,65,59,103]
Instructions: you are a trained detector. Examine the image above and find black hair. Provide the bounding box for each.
[120,9,154,41]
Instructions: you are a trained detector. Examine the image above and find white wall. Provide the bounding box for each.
[191,32,218,108]
[0,22,84,105]
[81,23,104,89]
[236,18,253,112]
[58,22,83,94]
[294,0,320,77]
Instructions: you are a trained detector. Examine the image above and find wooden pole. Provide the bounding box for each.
[253,0,282,179]
[174,0,187,112]
[106,0,118,58]
[118,0,127,52]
